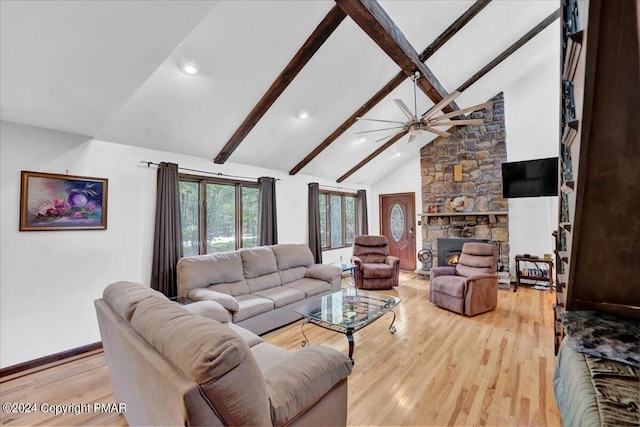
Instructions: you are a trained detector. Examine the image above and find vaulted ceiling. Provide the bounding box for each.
[0,0,560,184]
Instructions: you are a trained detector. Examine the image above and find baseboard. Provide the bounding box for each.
[0,341,102,379]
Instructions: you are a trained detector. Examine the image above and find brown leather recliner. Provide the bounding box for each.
[429,242,498,316]
[351,235,400,290]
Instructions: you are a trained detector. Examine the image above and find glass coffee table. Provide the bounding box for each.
[295,288,400,364]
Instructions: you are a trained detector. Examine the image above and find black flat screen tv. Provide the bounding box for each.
[501,157,558,198]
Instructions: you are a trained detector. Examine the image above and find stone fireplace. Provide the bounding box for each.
[420,93,509,269]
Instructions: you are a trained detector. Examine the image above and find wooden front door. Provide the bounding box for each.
[380,193,416,271]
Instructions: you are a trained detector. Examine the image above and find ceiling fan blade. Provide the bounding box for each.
[426,127,452,138]
[356,117,406,124]
[421,91,461,119]
[394,99,415,120]
[430,119,484,126]
[407,133,418,144]
[432,101,494,121]
[354,126,405,134]
[374,131,404,143]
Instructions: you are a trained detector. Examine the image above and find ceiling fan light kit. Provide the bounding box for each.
[356,71,493,144]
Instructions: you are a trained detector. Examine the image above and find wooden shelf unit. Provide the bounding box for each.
[555,0,640,354]
[514,257,554,292]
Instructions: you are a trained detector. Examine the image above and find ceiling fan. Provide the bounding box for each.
[356,71,493,143]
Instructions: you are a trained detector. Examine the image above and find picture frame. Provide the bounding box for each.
[20,171,108,231]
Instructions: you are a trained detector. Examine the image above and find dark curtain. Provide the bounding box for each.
[258,177,278,245]
[308,182,322,263]
[357,189,369,235]
[151,162,183,298]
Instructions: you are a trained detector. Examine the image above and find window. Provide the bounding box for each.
[319,191,358,249]
[179,176,258,256]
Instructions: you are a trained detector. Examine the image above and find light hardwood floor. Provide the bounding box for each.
[0,273,562,426]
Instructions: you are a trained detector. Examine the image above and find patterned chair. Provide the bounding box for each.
[351,235,400,290]
[429,242,498,316]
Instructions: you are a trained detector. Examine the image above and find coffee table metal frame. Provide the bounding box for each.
[294,288,400,364]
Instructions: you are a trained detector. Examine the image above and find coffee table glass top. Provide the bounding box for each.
[295,288,400,332]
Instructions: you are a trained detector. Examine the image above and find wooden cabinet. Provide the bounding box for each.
[555,0,640,353]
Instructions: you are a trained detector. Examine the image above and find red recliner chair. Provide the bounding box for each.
[351,235,400,290]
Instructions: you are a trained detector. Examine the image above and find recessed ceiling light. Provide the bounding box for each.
[395,152,402,157]
[179,60,199,75]
[296,110,309,120]
[357,136,367,143]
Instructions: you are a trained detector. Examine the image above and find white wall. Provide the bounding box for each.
[503,40,560,272]
[0,120,368,367]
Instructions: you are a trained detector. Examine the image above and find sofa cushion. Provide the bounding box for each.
[305,264,341,283]
[228,323,264,348]
[206,280,251,297]
[361,263,394,279]
[253,286,306,309]
[103,281,166,321]
[130,297,272,427]
[187,288,240,313]
[177,251,248,296]
[234,295,275,323]
[182,300,231,324]
[271,244,314,270]
[285,278,331,298]
[264,346,353,426]
[431,276,467,298]
[279,266,308,285]
[241,247,282,292]
[251,342,291,371]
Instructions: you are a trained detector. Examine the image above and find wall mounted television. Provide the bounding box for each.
[501,157,559,198]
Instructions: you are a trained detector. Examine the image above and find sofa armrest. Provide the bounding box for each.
[182,300,231,324]
[305,264,341,284]
[187,288,239,314]
[385,256,400,267]
[263,346,352,426]
[430,266,457,279]
[350,256,363,269]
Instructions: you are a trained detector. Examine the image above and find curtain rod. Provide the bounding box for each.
[140,161,280,182]
[314,183,360,192]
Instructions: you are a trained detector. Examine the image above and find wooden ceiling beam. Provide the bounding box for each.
[213,5,346,164]
[289,0,490,175]
[456,8,560,93]
[337,8,561,182]
[335,0,459,113]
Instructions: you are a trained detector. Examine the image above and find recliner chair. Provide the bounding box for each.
[351,235,400,290]
[429,242,498,316]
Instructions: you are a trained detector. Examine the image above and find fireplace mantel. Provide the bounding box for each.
[421,211,508,218]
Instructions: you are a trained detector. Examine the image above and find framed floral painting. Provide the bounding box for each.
[20,171,108,231]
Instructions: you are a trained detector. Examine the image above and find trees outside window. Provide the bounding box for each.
[319,191,358,249]
[179,176,258,255]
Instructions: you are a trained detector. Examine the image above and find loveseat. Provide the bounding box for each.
[95,281,353,427]
[177,244,341,335]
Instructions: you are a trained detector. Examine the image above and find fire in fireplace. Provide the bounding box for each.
[437,238,489,267]
[447,253,461,266]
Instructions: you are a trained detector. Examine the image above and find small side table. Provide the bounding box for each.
[331,262,358,288]
[514,256,554,292]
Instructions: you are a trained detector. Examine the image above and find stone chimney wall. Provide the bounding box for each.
[420,92,509,267]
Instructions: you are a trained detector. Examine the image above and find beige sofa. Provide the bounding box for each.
[95,281,353,427]
[177,244,342,335]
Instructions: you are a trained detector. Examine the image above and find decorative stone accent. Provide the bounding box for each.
[420,93,509,268]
